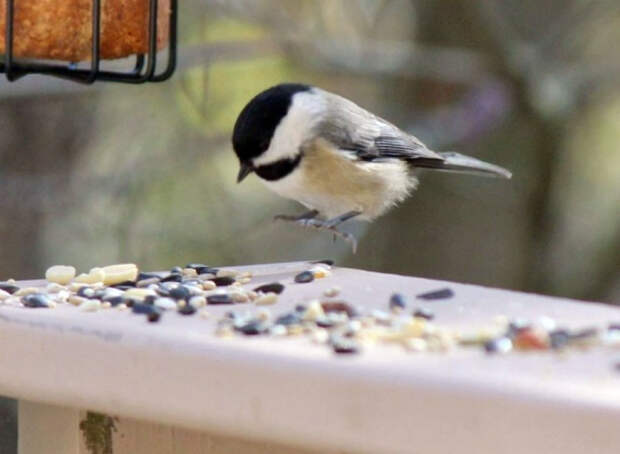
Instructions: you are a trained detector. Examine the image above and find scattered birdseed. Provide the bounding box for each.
[45,265,76,285]
[147,310,162,322]
[230,291,249,303]
[216,269,239,278]
[255,292,278,306]
[331,335,360,354]
[74,268,106,284]
[22,293,53,308]
[321,301,357,318]
[212,277,235,287]
[137,277,160,288]
[294,271,314,283]
[484,337,513,354]
[413,308,434,320]
[302,300,325,321]
[102,264,138,286]
[207,294,233,305]
[79,300,101,312]
[0,283,19,294]
[178,304,196,316]
[310,265,331,278]
[389,293,407,311]
[323,287,341,297]
[417,287,454,300]
[15,287,40,297]
[169,285,191,300]
[270,324,287,336]
[253,283,285,294]
[0,289,11,300]
[182,268,198,277]
[189,295,206,308]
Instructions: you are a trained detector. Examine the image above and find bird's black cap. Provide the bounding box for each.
[232,83,311,166]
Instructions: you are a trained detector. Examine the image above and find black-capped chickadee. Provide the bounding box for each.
[232,83,511,251]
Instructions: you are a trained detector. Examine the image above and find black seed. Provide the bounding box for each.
[22,293,52,308]
[0,283,19,294]
[213,276,235,287]
[160,273,183,283]
[143,295,157,305]
[321,301,357,317]
[105,296,124,306]
[506,319,531,339]
[253,282,285,294]
[275,312,301,326]
[389,293,407,310]
[416,287,454,300]
[569,327,599,340]
[413,308,434,320]
[178,304,196,315]
[315,316,335,328]
[169,285,191,300]
[549,330,570,349]
[294,271,314,283]
[147,311,162,323]
[170,266,183,274]
[186,263,208,270]
[198,267,219,275]
[484,337,512,353]
[207,294,233,305]
[124,299,135,308]
[295,304,307,313]
[138,272,160,281]
[331,337,360,354]
[237,320,269,335]
[112,280,137,288]
[132,303,157,315]
[312,259,334,266]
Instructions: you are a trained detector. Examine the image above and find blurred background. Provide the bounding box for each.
[1,0,619,307]
[0,1,619,451]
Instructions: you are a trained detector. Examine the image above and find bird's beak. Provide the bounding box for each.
[237,162,253,183]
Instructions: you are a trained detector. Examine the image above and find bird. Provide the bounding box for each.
[232,83,511,251]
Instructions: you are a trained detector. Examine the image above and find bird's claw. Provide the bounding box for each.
[295,219,357,253]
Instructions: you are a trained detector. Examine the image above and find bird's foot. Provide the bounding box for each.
[296,217,358,253]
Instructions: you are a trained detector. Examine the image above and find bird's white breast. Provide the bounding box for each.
[262,139,416,220]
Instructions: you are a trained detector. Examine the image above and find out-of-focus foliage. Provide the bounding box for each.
[0,0,618,304]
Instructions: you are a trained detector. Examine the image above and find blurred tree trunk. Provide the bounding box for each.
[0,94,96,279]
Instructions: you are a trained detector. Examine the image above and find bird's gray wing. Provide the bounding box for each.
[316,90,444,163]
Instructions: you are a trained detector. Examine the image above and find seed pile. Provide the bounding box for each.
[1,261,619,360]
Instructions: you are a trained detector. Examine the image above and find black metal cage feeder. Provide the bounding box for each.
[0,0,177,84]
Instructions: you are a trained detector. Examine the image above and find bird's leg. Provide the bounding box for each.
[273,209,319,222]
[298,211,362,253]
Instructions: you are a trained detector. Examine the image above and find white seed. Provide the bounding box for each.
[45,265,76,285]
[405,338,428,352]
[311,328,329,344]
[310,264,331,278]
[199,309,210,319]
[74,267,105,284]
[189,295,206,308]
[154,297,177,310]
[230,291,249,303]
[68,295,87,306]
[6,279,16,285]
[124,288,156,300]
[247,291,258,301]
[102,263,138,285]
[101,302,112,309]
[202,280,216,291]
[182,268,198,277]
[216,269,238,278]
[0,289,10,300]
[302,300,325,321]
[238,277,252,285]
[3,297,22,307]
[68,282,89,292]
[79,300,101,312]
[14,287,39,296]
[239,271,253,278]
[255,292,278,306]
[117,303,128,311]
[54,290,70,303]
[323,286,341,297]
[271,324,287,336]
[46,283,66,293]
[215,325,234,337]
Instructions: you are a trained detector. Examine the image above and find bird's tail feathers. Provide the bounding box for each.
[412,152,512,179]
